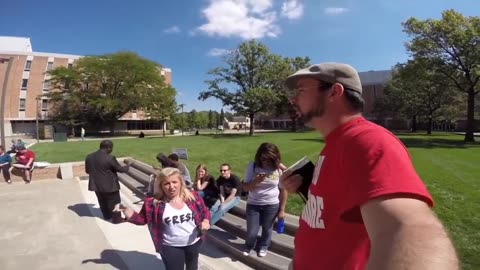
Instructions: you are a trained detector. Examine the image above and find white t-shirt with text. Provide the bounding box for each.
[243,162,282,205]
[161,203,200,247]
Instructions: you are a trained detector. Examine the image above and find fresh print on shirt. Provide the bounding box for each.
[162,203,200,247]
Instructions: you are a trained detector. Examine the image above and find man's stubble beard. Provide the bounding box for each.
[295,96,326,126]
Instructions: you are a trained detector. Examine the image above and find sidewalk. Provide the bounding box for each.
[0,179,124,270]
[78,180,252,270]
[0,178,252,270]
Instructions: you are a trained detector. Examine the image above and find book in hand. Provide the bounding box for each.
[285,156,315,203]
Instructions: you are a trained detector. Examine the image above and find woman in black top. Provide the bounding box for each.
[195,164,219,208]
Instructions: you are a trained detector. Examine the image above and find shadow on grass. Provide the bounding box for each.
[208,134,257,139]
[398,137,480,149]
[290,138,325,143]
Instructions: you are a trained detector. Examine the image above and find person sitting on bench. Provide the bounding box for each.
[12,145,35,184]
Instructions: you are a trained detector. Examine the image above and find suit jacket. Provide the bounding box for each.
[85,150,129,192]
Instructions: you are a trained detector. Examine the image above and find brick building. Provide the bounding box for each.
[0,36,172,137]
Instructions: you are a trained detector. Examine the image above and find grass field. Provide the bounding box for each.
[30,132,479,269]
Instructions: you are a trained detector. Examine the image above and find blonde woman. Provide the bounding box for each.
[120,168,210,270]
[194,164,219,208]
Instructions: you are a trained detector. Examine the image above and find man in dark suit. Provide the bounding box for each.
[85,140,133,223]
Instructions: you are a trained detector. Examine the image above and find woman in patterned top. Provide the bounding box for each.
[241,142,288,257]
[120,167,210,270]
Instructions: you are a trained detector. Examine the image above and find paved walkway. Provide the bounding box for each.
[0,179,123,270]
[0,178,252,270]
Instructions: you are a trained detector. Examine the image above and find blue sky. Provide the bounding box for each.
[1,0,478,112]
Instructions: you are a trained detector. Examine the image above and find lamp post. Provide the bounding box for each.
[178,104,185,136]
[0,57,14,148]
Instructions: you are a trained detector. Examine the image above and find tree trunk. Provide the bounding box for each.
[465,89,476,142]
[427,115,433,135]
[95,121,101,136]
[290,115,297,132]
[109,120,115,136]
[411,115,417,132]
[249,113,254,136]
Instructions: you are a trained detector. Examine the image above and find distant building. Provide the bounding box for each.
[0,36,172,137]
[224,116,250,129]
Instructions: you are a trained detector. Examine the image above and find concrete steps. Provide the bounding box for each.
[206,226,290,270]
[218,213,294,258]
[231,200,300,237]
[117,159,295,270]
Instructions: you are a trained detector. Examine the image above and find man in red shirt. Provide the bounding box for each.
[281,63,458,269]
[12,145,35,183]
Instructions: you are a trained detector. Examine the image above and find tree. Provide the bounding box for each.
[271,56,311,131]
[48,51,172,135]
[187,110,197,129]
[403,10,480,141]
[219,109,225,128]
[208,110,214,129]
[46,66,87,134]
[144,85,176,137]
[381,60,458,134]
[196,111,209,129]
[198,40,281,135]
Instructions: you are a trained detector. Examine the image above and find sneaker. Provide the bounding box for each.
[242,249,251,256]
[258,250,267,257]
[6,180,12,184]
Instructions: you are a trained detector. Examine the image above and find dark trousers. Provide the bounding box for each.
[160,239,202,270]
[94,191,122,223]
[0,164,11,181]
[245,203,279,251]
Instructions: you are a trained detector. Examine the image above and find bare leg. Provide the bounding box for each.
[25,170,31,182]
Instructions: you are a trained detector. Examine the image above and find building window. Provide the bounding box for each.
[24,60,32,71]
[47,62,53,71]
[42,99,48,111]
[43,80,50,91]
[19,99,26,111]
[21,79,28,90]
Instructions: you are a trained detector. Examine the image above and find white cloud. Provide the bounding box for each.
[207,48,231,57]
[197,0,281,39]
[163,26,181,34]
[281,0,304,20]
[324,7,349,16]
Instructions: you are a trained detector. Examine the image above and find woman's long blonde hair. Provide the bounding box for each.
[153,167,195,202]
[195,163,209,181]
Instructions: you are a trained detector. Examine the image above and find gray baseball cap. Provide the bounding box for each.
[285,62,362,93]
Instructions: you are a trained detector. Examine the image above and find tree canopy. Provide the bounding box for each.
[199,40,288,135]
[403,9,480,141]
[377,59,458,133]
[47,51,176,134]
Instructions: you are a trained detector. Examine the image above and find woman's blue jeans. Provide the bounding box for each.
[209,197,241,225]
[245,203,279,251]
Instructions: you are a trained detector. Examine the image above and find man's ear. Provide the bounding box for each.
[329,83,345,101]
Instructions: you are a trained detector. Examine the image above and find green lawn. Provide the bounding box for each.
[31,132,479,269]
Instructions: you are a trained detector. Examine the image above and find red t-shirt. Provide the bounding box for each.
[15,150,35,165]
[293,117,433,270]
